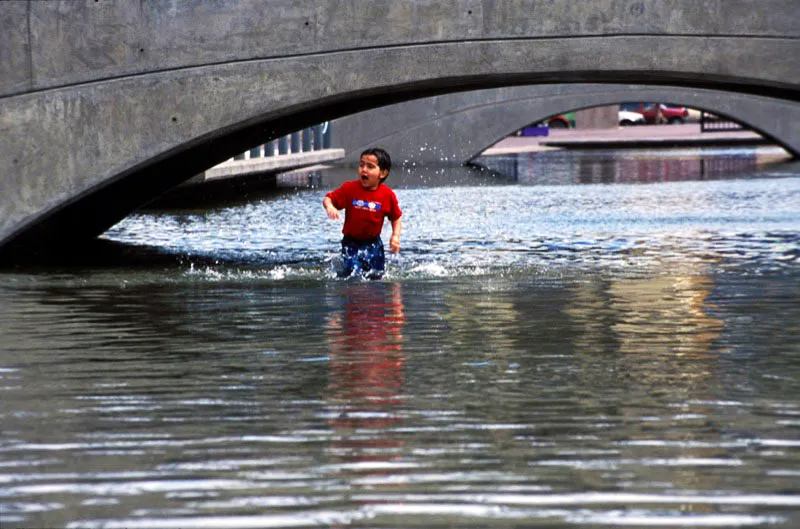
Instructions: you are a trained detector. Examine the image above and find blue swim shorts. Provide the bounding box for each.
[339,236,385,279]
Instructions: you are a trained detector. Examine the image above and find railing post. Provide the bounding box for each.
[313,124,324,151]
[278,135,289,155]
[322,122,332,149]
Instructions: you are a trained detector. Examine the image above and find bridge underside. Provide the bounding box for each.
[1,0,798,263]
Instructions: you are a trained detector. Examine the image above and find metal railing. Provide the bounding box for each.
[232,122,332,161]
[700,111,744,132]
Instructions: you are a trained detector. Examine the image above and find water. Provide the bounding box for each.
[1,146,799,528]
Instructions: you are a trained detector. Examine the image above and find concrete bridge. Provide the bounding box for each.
[1,0,798,262]
[332,84,800,165]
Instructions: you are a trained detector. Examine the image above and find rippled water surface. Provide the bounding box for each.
[2,147,799,528]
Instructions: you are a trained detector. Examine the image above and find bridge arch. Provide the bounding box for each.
[333,85,800,165]
[1,1,798,261]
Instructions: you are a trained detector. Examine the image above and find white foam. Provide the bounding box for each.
[409,262,448,277]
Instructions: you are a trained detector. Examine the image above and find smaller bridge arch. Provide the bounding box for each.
[332,84,800,166]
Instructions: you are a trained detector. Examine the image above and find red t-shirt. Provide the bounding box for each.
[325,180,402,240]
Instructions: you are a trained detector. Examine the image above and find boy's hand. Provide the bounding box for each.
[390,235,400,253]
[325,204,339,220]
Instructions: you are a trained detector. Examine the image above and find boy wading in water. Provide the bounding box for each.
[323,148,402,279]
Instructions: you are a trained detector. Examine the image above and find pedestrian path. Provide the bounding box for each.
[188,149,344,185]
[146,149,344,207]
[484,124,769,155]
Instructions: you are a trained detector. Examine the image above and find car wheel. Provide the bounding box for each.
[619,120,634,126]
[548,119,569,129]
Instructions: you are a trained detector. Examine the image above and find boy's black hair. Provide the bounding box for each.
[361,147,392,177]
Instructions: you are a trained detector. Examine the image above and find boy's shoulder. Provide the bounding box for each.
[329,180,359,193]
[343,180,363,190]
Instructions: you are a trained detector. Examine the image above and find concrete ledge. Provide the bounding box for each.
[147,149,344,208]
[193,149,344,184]
[538,126,767,150]
[483,125,773,155]
[540,137,770,150]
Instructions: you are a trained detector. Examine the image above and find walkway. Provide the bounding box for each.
[188,149,344,185]
[484,124,770,155]
[148,149,344,207]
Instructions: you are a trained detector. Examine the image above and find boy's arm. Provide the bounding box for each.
[323,196,339,220]
[389,217,402,253]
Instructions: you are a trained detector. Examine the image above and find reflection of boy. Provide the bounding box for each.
[323,148,402,279]
[324,282,406,503]
[326,282,406,422]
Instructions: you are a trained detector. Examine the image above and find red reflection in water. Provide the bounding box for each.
[325,281,406,454]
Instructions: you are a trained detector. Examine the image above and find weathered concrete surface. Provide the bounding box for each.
[1,0,799,261]
[332,85,800,165]
[0,2,30,95]
[5,0,798,97]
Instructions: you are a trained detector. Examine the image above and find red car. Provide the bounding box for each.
[619,103,689,124]
[660,104,691,124]
[544,113,576,128]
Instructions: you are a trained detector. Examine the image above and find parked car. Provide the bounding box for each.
[544,112,576,128]
[618,110,645,126]
[659,104,691,124]
[667,105,703,123]
[520,112,576,134]
[620,102,689,124]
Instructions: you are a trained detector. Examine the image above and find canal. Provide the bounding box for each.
[1,146,799,528]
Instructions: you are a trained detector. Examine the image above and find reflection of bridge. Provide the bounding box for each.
[1,1,798,261]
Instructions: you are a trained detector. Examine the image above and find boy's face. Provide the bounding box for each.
[358,154,388,191]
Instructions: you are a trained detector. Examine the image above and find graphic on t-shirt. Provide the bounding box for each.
[352,199,382,212]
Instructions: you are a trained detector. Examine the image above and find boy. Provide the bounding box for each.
[323,148,402,279]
